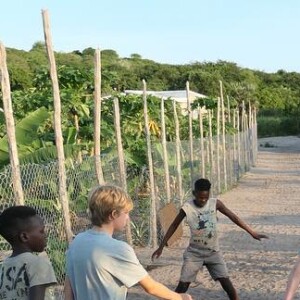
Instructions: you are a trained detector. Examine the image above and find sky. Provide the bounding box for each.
[1,0,300,73]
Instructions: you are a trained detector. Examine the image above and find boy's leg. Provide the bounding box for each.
[205,251,239,300]
[175,281,191,293]
[218,277,239,300]
[178,247,203,293]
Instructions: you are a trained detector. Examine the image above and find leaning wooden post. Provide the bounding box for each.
[186,81,194,187]
[198,106,205,177]
[0,42,24,205]
[94,48,104,184]
[173,100,183,205]
[161,98,171,203]
[143,80,157,248]
[113,97,132,244]
[220,81,227,191]
[42,10,73,243]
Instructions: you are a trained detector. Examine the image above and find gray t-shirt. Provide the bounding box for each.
[0,252,57,300]
[66,229,148,300]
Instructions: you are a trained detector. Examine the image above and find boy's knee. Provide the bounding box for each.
[217,277,235,292]
[217,277,231,284]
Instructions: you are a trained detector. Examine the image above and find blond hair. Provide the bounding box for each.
[88,185,133,226]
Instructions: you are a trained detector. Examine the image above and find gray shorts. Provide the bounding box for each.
[180,246,229,282]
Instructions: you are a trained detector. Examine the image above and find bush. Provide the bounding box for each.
[257,116,300,137]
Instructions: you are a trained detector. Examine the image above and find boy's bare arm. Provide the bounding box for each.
[29,285,46,300]
[216,199,268,240]
[284,257,300,300]
[139,275,192,299]
[64,276,74,300]
[152,209,186,260]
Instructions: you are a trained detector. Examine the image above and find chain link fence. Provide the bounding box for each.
[0,156,122,298]
[0,127,255,299]
[153,129,254,210]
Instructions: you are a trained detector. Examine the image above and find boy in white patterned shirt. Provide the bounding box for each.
[152,178,268,300]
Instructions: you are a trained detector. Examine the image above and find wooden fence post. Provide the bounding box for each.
[253,106,258,163]
[42,10,73,244]
[220,81,227,191]
[160,98,171,203]
[186,81,194,187]
[113,97,132,244]
[216,97,221,193]
[208,110,214,183]
[142,80,157,248]
[94,48,104,184]
[227,95,231,123]
[233,109,237,182]
[198,106,205,177]
[173,100,183,205]
[248,102,253,166]
[237,107,241,178]
[0,42,24,205]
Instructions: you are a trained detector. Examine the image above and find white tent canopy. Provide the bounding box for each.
[124,89,207,115]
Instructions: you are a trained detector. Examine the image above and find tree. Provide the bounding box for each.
[130,53,142,59]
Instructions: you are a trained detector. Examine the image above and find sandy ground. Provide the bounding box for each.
[128,135,300,300]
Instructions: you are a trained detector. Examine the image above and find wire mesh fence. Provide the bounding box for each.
[153,129,255,207]
[0,126,255,299]
[0,156,122,298]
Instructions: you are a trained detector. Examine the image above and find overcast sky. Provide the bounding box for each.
[1,0,299,73]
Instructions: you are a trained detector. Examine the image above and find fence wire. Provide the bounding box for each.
[0,127,255,299]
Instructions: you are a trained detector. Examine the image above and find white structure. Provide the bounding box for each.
[124,90,207,116]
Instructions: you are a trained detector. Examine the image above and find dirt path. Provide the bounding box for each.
[128,136,300,300]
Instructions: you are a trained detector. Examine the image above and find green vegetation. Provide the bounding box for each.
[1,43,300,170]
[257,109,300,137]
[257,115,300,137]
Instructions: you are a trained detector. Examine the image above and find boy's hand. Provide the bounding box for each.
[180,294,193,299]
[151,247,163,261]
[252,232,269,240]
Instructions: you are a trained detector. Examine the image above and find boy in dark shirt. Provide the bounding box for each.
[0,206,57,300]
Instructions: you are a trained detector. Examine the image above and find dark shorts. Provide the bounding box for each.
[180,246,229,282]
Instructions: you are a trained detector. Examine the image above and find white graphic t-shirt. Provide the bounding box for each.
[182,198,219,251]
[0,252,57,300]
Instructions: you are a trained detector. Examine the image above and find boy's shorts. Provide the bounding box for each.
[180,246,229,282]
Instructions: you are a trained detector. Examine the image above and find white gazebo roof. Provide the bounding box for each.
[124,90,206,103]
